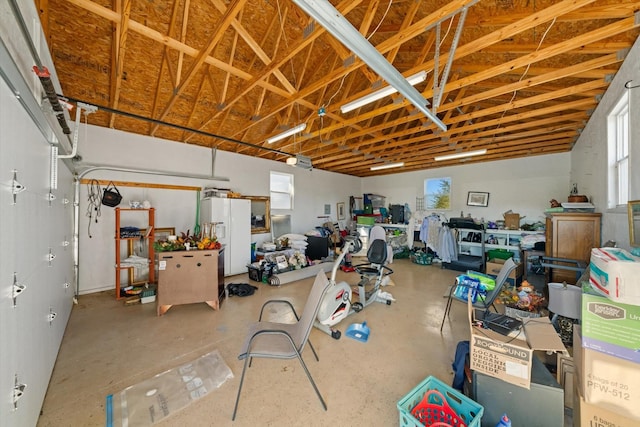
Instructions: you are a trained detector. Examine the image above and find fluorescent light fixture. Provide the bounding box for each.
[266,123,307,144]
[370,162,404,171]
[434,149,487,161]
[292,0,446,132]
[341,71,427,113]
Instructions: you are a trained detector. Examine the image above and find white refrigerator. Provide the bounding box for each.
[200,197,251,276]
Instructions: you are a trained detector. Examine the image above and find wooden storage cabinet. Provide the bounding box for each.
[545,213,601,283]
[114,208,155,299]
[157,248,225,315]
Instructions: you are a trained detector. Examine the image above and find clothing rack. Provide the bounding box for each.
[425,212,448,225]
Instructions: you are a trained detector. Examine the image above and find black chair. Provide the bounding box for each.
[441,257,518,332]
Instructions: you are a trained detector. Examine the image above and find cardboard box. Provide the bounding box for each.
[573,374,637,427]
[589,247,640,305]
[573,326,640,421]
[485,258,524,286]
[504,213,520,230]
[468,298,566,389]
[581,285,640,363]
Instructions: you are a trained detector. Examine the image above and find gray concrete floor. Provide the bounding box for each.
[35,259,566,426]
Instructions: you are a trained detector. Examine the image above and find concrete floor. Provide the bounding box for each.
[35,259,562,426]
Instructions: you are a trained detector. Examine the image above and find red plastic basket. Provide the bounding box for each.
[411,389,467,427]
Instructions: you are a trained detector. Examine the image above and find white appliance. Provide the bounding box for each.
[200,197,251,276]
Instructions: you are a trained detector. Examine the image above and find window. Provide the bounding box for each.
[424,177,451,210]
[607,92,629,208]
[270,171,294,209]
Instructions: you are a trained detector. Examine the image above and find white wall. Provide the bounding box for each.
[76,125,361,293]
[362,153,571,227]
[571,36,640,251]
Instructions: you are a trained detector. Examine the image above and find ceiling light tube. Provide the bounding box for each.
[370,162,404,171]
[292,0,446,132]
[341,71,427,113]
[266,123,307,144]
[434,149,487,161]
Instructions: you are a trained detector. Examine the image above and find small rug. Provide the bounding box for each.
[107,349,233,426]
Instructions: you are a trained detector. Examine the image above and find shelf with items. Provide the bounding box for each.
[456,228,485,257]
[115,207,155,300]
[482,229,541,262]
[458,229,540,262]
[456,228,541,260]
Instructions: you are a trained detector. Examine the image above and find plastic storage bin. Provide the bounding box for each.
[486,249,514,260]
[397,376,483,427]
[410,252,433,265]
[247,264,263,282]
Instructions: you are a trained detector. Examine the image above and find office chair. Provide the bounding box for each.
[440,257,518,332]
[232,271,331,420]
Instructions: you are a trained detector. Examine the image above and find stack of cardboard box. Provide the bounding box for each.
[572,248,640,426]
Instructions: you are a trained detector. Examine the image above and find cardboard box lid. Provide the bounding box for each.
[521,317,566,352]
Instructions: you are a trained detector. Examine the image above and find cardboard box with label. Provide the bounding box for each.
[573,379,637,427]
[485,258,524,286]
[581,284,640,363]
[573,326,640,421]
[468,298,566,389]
[589,247,640,305]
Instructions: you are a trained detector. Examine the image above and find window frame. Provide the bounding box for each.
[607,92,630,209]
[424,177,452,210]
[270,171,294,210]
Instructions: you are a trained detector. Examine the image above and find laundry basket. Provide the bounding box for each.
[410,252,433,265]
[397,376,483,427]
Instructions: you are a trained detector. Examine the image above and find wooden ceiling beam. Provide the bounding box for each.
[61,0,289,96]
[311,97,595,164]
[108,0,132,128]
[150,0,248,135]
[287,0,600,145]
[209,0,296,94]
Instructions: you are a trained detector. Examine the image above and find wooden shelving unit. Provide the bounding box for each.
[115,207,155,299]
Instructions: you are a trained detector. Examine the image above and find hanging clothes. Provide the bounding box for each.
[438,225,458,263]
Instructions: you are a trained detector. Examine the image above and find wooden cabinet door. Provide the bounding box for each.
[546,213,601,283]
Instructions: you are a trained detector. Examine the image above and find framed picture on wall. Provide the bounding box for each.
[467,191,489,207]
[337,202,345,220]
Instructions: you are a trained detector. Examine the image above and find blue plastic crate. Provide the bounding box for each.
[397,376,483,427]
